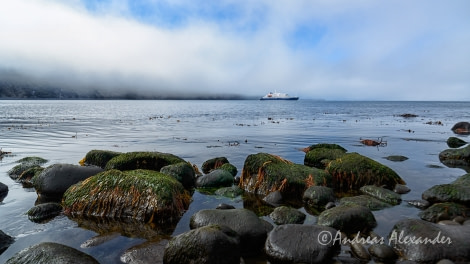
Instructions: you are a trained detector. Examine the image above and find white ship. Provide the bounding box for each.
[260,91,299,100]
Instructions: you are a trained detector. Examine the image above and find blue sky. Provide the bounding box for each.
[0,0,469,100]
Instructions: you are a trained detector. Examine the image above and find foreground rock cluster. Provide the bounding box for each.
[2,122,470,263]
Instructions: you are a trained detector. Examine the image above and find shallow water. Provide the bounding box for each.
[0,100,469,263]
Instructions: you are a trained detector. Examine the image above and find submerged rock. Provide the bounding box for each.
[317,204,377,233]
[6,242,99,264]
[239,153,332,199]
[79,149,122,168]
[339,195,391,211]
[384,155,409,162]
[104,151,185,171]
[190,208,269,257]
[304,143,347,169]
[164,225,240,264]
[303,186,335,208]
[269,206,306,225]
[201,157,229,174]
[27,202,62,223]
[160,162,196,189]
[63,169,191,225]
[121,240,168,264]
[214,185,244,198]
[406,199,430,209]
[360,185,402,205]
[326,152,405,191]
[447,137,467,148]
[265,224,340,264]
[389,218,470,263]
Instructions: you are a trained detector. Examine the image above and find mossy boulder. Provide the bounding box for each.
[63,169,191,225]
[201,157,229,174]
[239,153,332,199]
[18,167,44,188]
[160,162,196,189]
[196,169,234,188]
[265,224,340,264]
[317,204,377,233]
[326,152,405,191]
[452,173,470,185]
[304,144,347,169]
[439,145,470,167]
[360,185,402,205]
[104,151,185,171]
[422,184,470,206]
[269,206,306,225]
[447,137,467,148]
[190,208,269,257]
[218,163,238,176]
[27,202,62,223]
[163,225,240,264]
[339,195,391,211]
[16,156,48,165]
[303,186,335,208]
[418,202,470,222]
[389,218,470,262]
[79,149,121,168]
[5,242,99,264]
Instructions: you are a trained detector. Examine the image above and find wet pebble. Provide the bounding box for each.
[216,203,235,210]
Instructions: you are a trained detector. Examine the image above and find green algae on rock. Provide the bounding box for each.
[63,169,191,225]
[160,162,196,189]
[326,152,405,191]
[201,157,229,174]
[104,152,186,171]
[360,185,402,205]
[304,144,347,169]
[239,153,332,199]
[439,145,470,167]
[79,149,122,168]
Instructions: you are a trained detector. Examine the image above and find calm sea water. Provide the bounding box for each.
[0,100,469,263]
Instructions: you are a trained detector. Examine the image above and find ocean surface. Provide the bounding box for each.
[0,100,469,263]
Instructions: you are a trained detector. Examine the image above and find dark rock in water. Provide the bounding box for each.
[196,169,234,188]
[304,144,347,169]
[121,240,167,264]
[63,169,191,225]
[0,182,8,202]
[389,218,470,263]
[317,204,377,233]
[406,199,430,209]
[451,121,470,135]
[303,185,335,208]
[0,230,14,254]
[27,202,62,222]
[201,157,229,174]
[79,149,121,168]
[384,155,409,162]
[164,225,240,264]
[160,162,196,189]
[326,153,405,191]
[422,184,470,206]
[104,151,185,171]
[350,242,371,261]
[33,163,103,201]
[216,203,235,210]
[214,185,244,198]
[394,184,411,194]
[447,137,467,148]
[265,224,340,264]
[239,153,332,199]
[368,244,397,263]
[81,232,120,248]
[339,195,391,211]
[360,185,402,205]
[8,156,48,180]
[5,242,99,264]
[218,163,238,177]
[190,208,267,257]
[439,145,470,167]
[399,113,418,118]
[269,206,306,225]
[418,202,470,222]
[262,190,283,207]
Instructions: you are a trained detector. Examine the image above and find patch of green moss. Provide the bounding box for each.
[201,157,229,174]
[304,148,347,169]
[104,151,185,171]
[218,163,238,176]
[16,156,48,165]
[307,143,347,152]
[80,150,121,168]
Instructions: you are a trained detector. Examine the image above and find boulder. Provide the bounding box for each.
[27,202,62,222]
[339,195,391,211]
[360,185,402,205]
[439,145,470,167]
[164,225,240,264]
[79,149,121,168]
[190,208,268,256]
[218,163,238,177]
[368,244,397,263]
[269,206,306,225]
[63,169,191,225]
[5,242,99,264]
[160,162,196,189]
[121,240,167,264]
[33,164,103,201]
[303,186,335,208]
[196,169,234,188]
[422,184,470,206]
[201,157,229,174]
[451,121,470,135]
[8,156,48,180]
[17,167,44,188]
[104,151,185,171]
[0,230,14,254]
[262,191,283,207]
[239,153,332,199]
[389,218,470,263]
[265,224,340,264]
[317,204,377,233]
[447,137,467,148]
[326,152,405,191]
[0,182,8,202]
[418,202,470,222]
[304,144,347,169]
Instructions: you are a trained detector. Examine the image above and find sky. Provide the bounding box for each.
[0,0,469,100]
